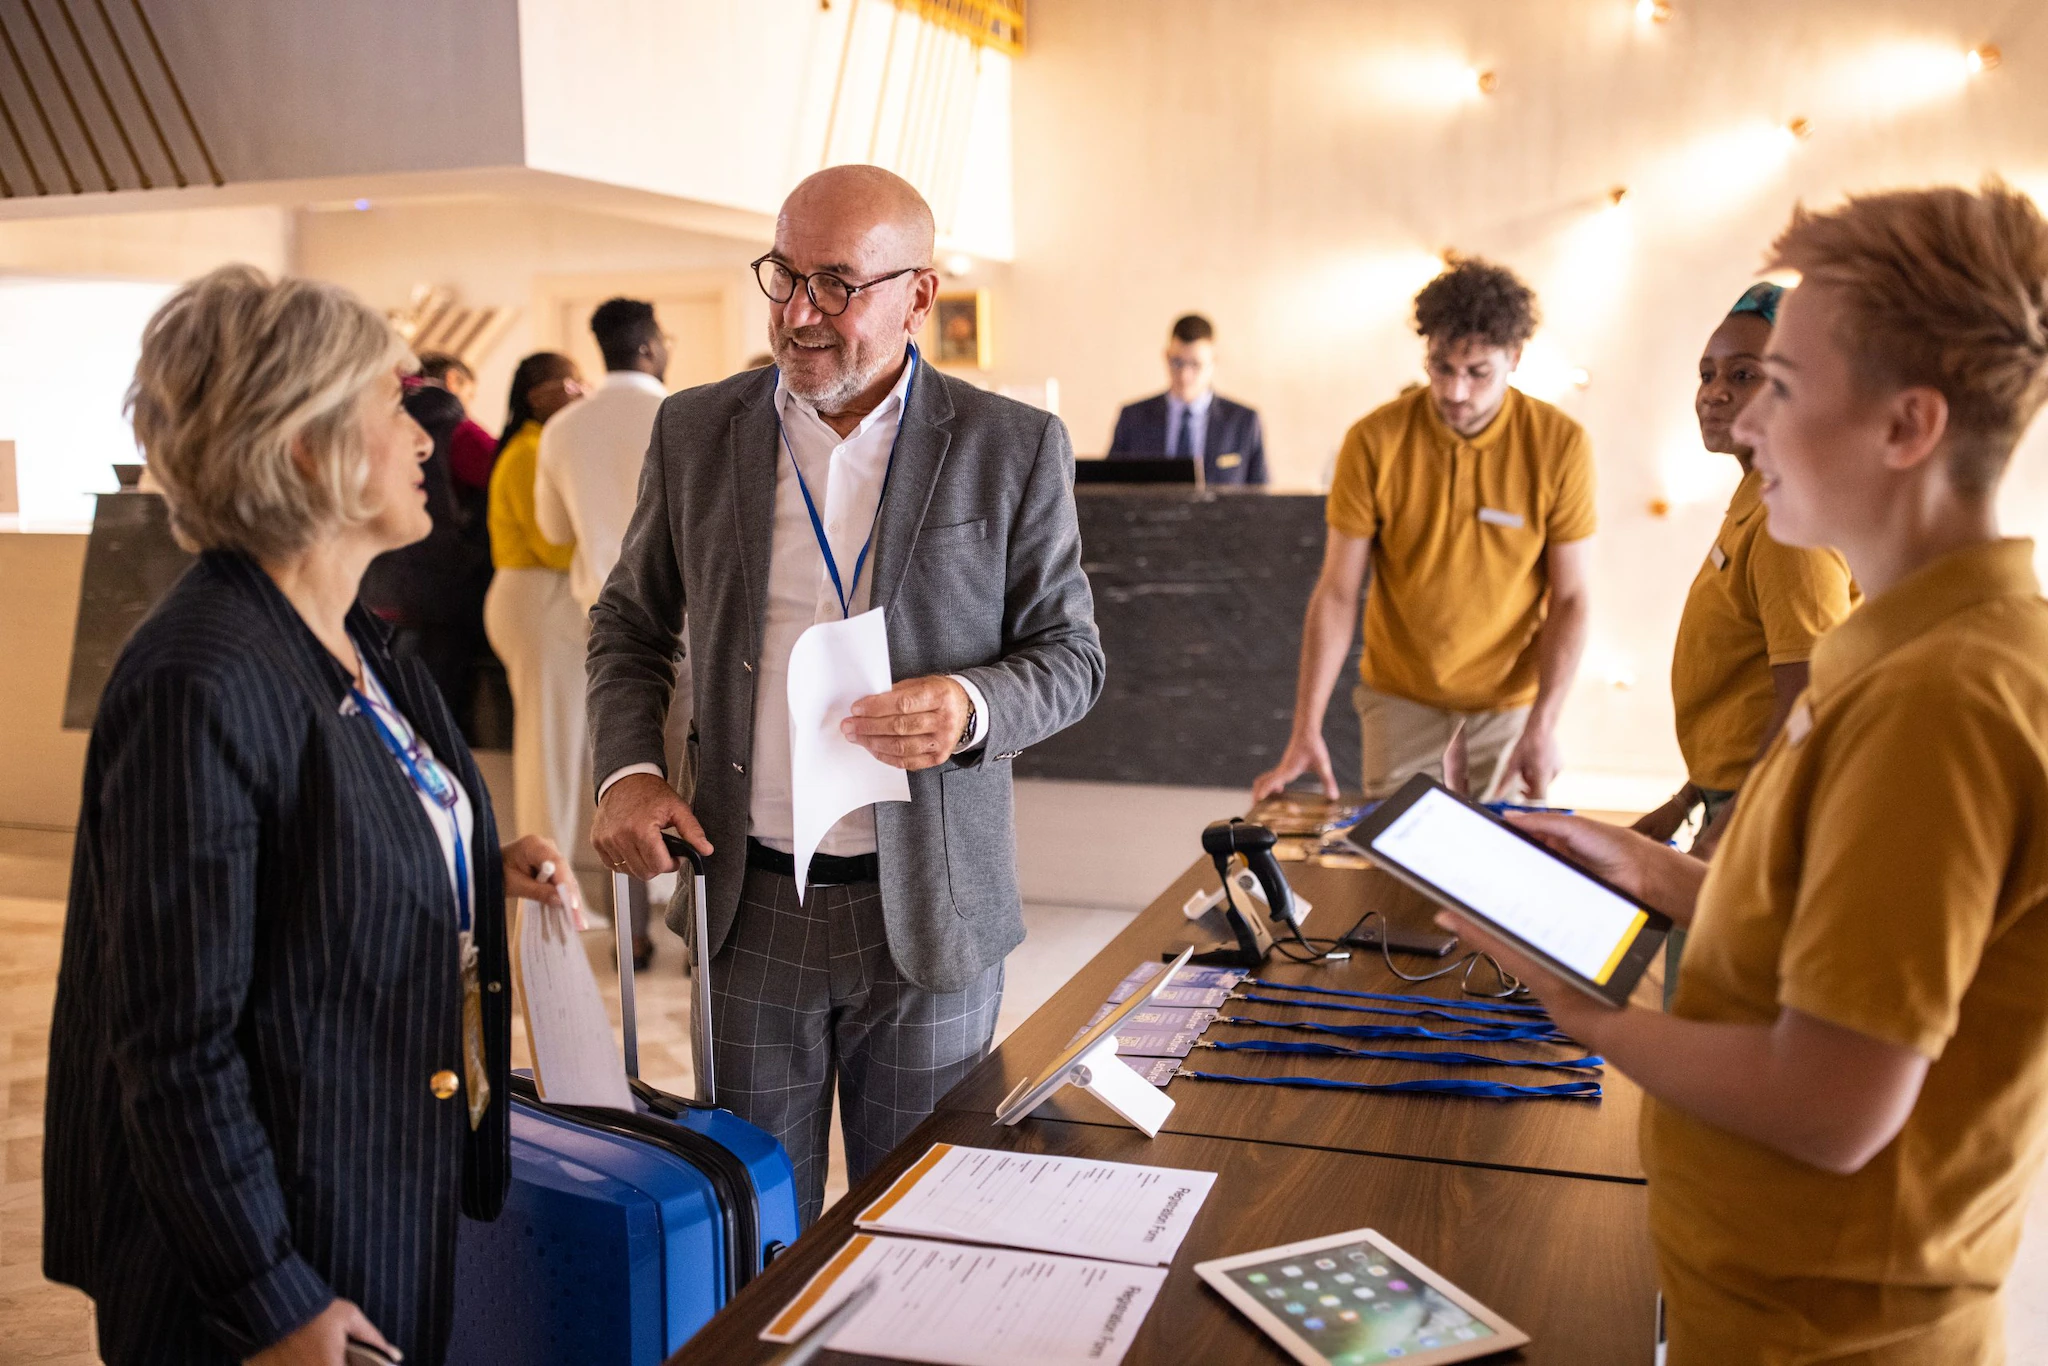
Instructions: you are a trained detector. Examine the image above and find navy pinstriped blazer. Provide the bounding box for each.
[43,551,511,1366]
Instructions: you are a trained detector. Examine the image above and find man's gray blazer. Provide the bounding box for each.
[587,361,1104,992]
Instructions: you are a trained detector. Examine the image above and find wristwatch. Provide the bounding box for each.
[957,696,978,750]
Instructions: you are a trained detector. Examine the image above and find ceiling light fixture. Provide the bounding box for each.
[1967,45,2001,75]
[1636,0,1673,23]
[1474,69,1500,95]
[1786,115,1813,139]
[1607,185,1630,206]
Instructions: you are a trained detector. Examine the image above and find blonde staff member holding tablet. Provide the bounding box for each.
[1443,183,2048,1364]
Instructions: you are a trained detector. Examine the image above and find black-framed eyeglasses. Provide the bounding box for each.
[750,254,921,317]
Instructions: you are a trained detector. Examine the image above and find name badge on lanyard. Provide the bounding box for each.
[777,346,922,619]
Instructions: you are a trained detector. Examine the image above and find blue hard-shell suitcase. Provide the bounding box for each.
[447,844,800,1364]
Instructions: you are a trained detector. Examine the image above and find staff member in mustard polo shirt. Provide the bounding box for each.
[1446,182,2048,1364]
[1253,257,1594,802]
[1636,283,1857,863]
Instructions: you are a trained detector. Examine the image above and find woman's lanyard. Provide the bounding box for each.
[351,680,470,935]
[775,345,921,619]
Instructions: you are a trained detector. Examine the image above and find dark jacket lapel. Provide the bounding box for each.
[873,357,956,612]
[729,369,782,656]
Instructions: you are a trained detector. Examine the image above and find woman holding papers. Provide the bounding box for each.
[42,266,580,1366]
[1442,185,2048,1364]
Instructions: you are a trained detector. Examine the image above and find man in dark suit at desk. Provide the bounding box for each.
[1108,314,1267,485]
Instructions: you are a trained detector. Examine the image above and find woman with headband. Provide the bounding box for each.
[1635,283,1856,863]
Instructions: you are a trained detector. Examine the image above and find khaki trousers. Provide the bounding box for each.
[1353,682,1530,801]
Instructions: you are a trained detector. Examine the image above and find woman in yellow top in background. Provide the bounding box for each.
[483,350,587,867]
[1636,283,1857,861]
[1634,285,1859,1004]
[1448,183,2048,1364]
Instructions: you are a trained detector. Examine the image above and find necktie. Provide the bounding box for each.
[1174,405,1195,459]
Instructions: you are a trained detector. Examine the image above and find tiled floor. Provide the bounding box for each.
[8,781,2048,1363]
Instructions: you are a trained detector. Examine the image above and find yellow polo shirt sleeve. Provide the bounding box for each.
[1777,676,2019,1057]
[1325,418,1379,541]
[1546,425,1597,543]
[1750,533,1856,665]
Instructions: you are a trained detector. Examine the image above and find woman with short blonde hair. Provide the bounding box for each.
[43,264,578,1366]
[1450,182,2048,1363]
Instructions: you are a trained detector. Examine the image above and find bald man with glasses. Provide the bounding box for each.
[587,165,1103,1224]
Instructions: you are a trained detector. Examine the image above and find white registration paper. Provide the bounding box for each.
[786,607,911,899]
[855,1143,1215,1266]
[759,1233,1165,1366]
[512,899,633,1110]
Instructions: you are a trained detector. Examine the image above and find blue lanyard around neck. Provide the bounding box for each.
[352,678,471,935]
[774,345,920,619]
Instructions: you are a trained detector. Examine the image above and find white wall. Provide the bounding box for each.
[985,0,2048,789]
[0,206,295,523]
[0,205,293,279]
[517,0,1014,258]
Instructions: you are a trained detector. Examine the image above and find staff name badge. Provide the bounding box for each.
[1477,506,1524,529]
[1784,698,1814,747]
[1710,544,1729,570]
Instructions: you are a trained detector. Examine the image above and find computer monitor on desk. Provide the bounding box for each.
[1072,455,1203,489]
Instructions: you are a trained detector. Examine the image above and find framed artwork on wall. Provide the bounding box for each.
[934,289,991,369]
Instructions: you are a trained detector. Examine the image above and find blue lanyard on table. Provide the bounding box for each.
[776,345,921,619]
[1231,990,1543,1030]
[1196,1039,1604,1073]
[1176,1070,1602,1101]
[352,682,471,935]
[1221,1014,1571,1044]
[1245,978,1550,1017]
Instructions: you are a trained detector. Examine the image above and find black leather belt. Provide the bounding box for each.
[746,837,879,886]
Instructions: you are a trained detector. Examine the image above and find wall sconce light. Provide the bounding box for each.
[1636,0,1673,23]
[1786,115,1813,139]
[1607,185,1630,206]
[1967,45,2001,75]
[1474,69,1500,95]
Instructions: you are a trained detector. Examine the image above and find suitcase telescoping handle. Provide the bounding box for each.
[612,832,715,1107]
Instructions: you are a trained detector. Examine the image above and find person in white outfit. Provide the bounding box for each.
[482,351,589,870]
[536,300,687,967]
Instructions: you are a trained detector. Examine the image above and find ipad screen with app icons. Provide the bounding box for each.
[1195,1228,1528,1366]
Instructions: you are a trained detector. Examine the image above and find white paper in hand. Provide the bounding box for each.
[514,898,634,1110]
[786,607,911,900]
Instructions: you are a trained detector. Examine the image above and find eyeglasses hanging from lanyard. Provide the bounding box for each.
[776,345,922,619]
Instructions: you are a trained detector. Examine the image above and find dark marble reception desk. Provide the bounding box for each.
[1013,486,1363,790]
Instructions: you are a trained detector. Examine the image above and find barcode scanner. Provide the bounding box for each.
[1201,819,1300,931]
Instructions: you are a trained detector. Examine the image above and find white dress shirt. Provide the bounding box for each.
[535,370,669,612]
[1164,389,1213,460]
[601,352,988,856]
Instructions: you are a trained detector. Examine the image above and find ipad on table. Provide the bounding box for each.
[1197,1226,1527,1366]
[1339,773,1669,1008]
